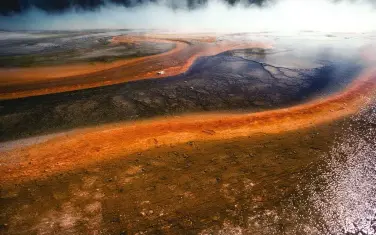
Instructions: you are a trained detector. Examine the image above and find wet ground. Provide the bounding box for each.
[0,116,350,235]
[0,47,363,141]
[0,30,174,67]
[0,31,376,235]
[1,102,375,234]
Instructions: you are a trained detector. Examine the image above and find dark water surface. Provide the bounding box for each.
[1,33,375,235]
[1,103,375,235]
[0,47,364,141]
[0,30,174,67]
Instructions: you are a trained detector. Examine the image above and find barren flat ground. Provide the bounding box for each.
[0,30,376,235]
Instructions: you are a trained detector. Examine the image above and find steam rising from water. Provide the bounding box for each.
[0,0,376,33]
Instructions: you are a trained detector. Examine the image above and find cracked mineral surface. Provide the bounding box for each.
[1,31,376,235]
[0,48,363,141]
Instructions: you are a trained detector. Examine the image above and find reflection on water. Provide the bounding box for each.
[198,101,376,235]
[1,102,375,234]
[308,101,376,234]
[0,41,365,141]
[0,32,375,234]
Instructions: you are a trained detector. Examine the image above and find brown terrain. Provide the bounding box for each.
[1,66,375,184]
[1,34,376,234]
[0,35,271,99]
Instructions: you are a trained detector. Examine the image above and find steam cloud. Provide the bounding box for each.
[0,0,375,33]
[1,0,272,14]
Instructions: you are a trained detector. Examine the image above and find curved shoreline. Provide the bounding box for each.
[0,37,185,81]
[0,36,271,100]
[1,68,375,184]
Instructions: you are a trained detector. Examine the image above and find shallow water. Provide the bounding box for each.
[0,30,174,67]
[0,42,365,141]
[0,32,375,235]
[1,102,375,234]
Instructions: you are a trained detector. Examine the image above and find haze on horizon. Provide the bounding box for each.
[0,0,376,33]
